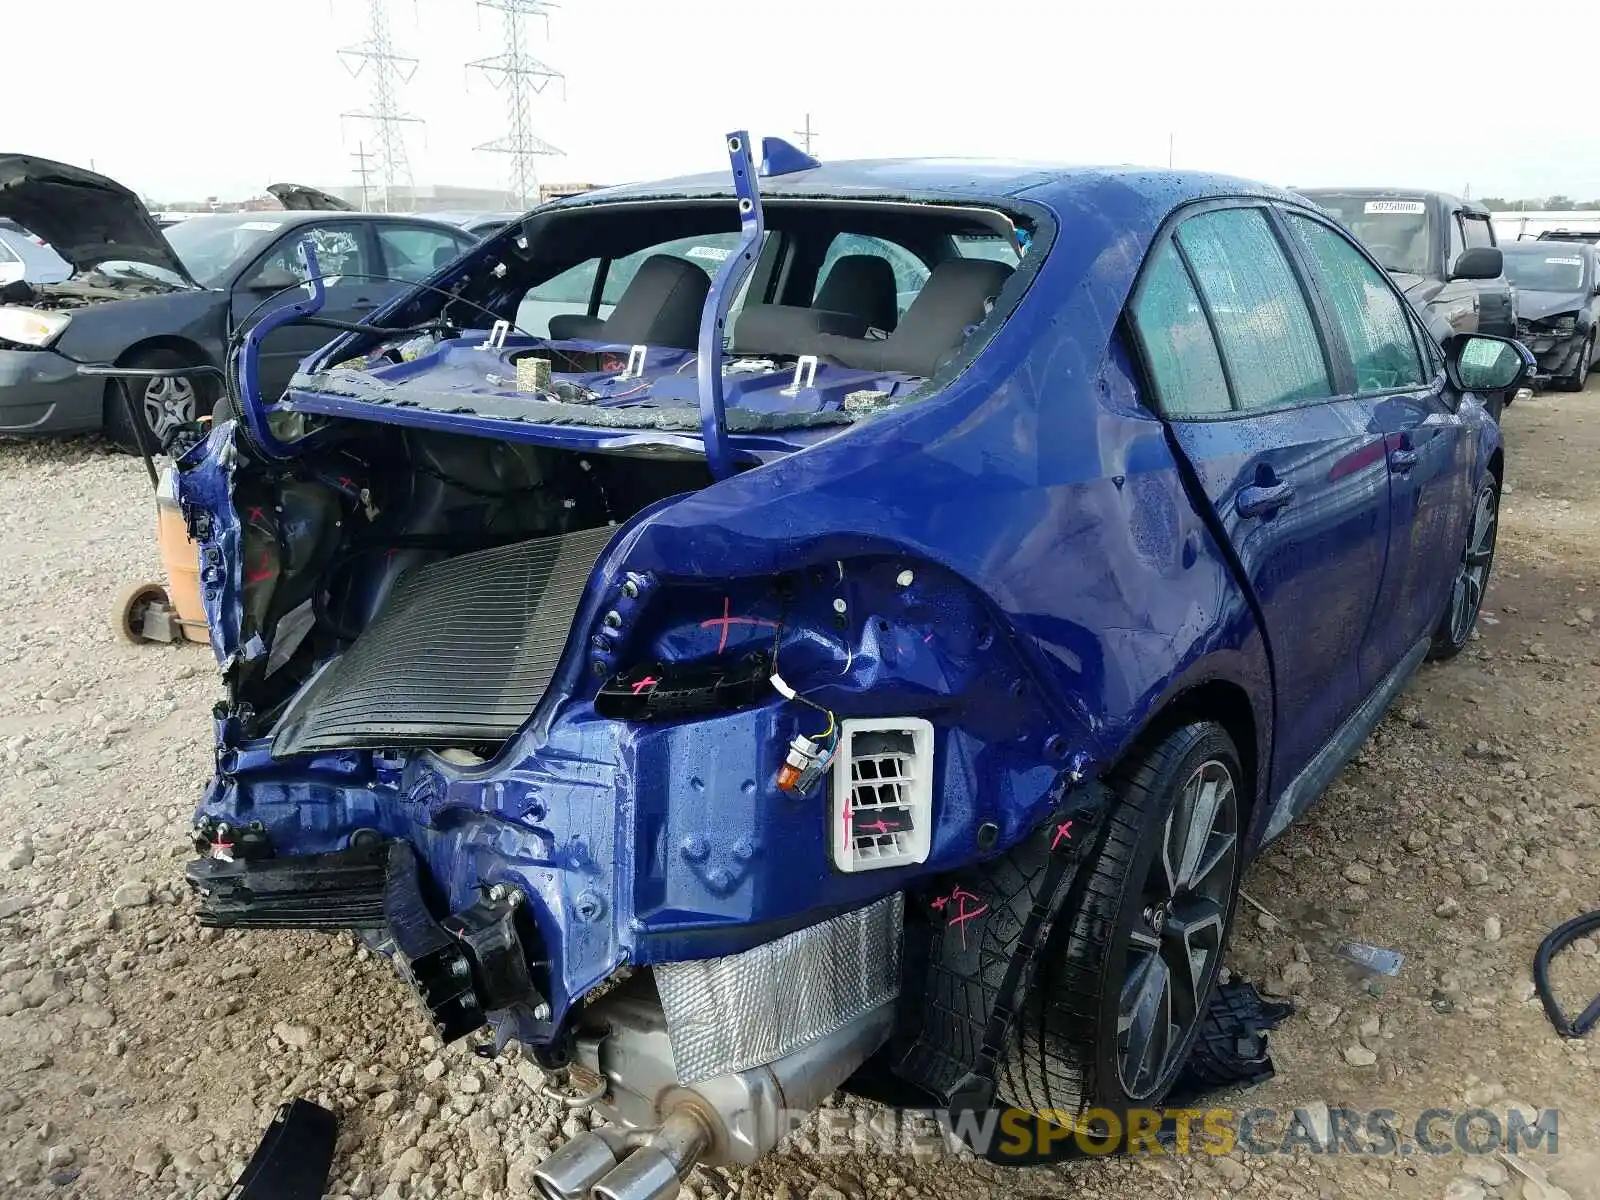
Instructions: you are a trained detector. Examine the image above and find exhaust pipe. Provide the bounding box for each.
[531,1128,631,1200]
[591,1112,710,1200]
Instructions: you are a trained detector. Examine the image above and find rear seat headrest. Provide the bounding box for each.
[815,254,900,333]
[811,258,1014,379]
[732,304,868,357]
[601,254,712,350]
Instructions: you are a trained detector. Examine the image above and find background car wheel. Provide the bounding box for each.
[1428,476,1499,660]
[1562,334,1594,392]
[997,720,1243,1131]
[103,348,214,454]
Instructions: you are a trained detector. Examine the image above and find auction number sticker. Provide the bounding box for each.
[1364,200,1426,215]
[1546,257,1583,266]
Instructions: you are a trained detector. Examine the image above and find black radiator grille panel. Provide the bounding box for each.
[270,525,615,755]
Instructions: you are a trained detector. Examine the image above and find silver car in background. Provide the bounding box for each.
[0,221,70,287]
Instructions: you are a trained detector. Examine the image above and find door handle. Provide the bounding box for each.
[1236,481,1295,519]
[1388,448,1418,472]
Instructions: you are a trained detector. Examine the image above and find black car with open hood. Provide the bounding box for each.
[0,154,476,450]
[0,154,199,286]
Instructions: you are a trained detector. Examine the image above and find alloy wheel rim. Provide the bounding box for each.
[142,376,196,443]
[1449,485,1498,646]
[1116,758,1239,1099]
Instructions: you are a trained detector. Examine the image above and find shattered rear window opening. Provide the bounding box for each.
[278,194,1037,451]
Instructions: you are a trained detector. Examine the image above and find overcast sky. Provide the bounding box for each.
[17,0,1600,204]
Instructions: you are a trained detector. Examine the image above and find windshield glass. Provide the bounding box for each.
[163,215,289,286]
[1503,251,1587,292]
[1307,195,1431,275]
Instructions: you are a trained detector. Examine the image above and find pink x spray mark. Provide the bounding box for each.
[1050,820,1074,852]
[700,596,779,654]
[930,886,989,949]
[630,675,659,696]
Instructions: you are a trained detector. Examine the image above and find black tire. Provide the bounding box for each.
[1560,334,1594,392]
[103,347,215,454]
[1428,475,1499,660]
[997,721,1243,1132]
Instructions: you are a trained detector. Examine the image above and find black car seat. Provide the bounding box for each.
[731,304,868,357]
[811,258,1014,378]
[814,254,901,333]
[547,255,711,349]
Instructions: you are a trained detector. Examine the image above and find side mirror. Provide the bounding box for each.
[1450,246,1503,281]
[246,266,302,293]
[1446,333,1533,393]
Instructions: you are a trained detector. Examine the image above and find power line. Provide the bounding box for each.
[468,0,564,210]
[339,0,424,213]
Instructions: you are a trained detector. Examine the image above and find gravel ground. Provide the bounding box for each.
[1,383,1598,1200]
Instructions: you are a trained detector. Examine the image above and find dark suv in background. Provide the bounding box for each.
[1296,188,1516,344]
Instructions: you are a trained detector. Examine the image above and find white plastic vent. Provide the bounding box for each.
[831,717,935,873]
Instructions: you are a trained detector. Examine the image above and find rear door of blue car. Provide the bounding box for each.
[1126,201,1392,798]
[1278,207,1470,679]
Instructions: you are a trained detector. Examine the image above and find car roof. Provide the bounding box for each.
[178,210,464,229]
[1295,186,1486,215]
[547,159,1298,215]
[1505,239,1595,254]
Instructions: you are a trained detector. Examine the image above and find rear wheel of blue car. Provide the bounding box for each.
[998,720,1243,1134]
[1428,476,1499,660]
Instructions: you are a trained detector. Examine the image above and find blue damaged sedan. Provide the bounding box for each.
[175,135,1530,1187]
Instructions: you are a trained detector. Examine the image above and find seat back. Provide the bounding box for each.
[813,258,1014,378]
[815,254,900,333]
[601,255,712,350]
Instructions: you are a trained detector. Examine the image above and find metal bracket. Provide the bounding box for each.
[619,344,648,381]
[235,238,328,461]
[782,354,819,396]
[695,131,764,481]
[477,319,510,351]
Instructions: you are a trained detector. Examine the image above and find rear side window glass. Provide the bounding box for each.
[604,233,745,303]
[377,225,471,283]
[1130,239,1232,416]
[1176,209,1334,411]
[953,233,1022,265]
[816,233,929,319]
[1288,215,1426,393]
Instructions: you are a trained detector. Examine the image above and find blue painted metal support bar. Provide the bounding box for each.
[236,239,328,460]
[695,131,764,481]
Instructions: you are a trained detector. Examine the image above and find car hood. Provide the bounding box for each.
[266,183,355,212]
[0,154,199,287]
[1516,289,1585,323]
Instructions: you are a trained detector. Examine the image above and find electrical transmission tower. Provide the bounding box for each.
[468,0,564,209]
[339,0,423,213]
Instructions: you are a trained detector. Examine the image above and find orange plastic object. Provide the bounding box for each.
[156,473,208,643]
